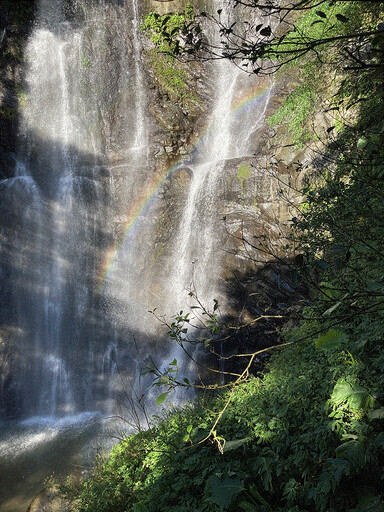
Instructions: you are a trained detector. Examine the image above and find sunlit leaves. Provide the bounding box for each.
[330,379,374,414]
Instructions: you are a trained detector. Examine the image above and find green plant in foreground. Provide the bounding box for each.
[69,332,384,512]
[141,4,195,55]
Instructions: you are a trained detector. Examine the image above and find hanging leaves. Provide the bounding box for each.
[156,391,170,406]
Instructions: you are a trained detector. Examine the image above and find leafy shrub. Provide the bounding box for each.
[68,335,384,512]
[141,5,194,55]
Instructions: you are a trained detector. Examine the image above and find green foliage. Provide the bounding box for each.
[265,1,384,142]
[315,329,348,351]
[142,6,201,105]
[237,162,252,181]
[146,48,201,107]
[0,106,17,120]
[65,338,384,512]
[205,473,244,509]
[267,85,316,146]
[141,5,195,55]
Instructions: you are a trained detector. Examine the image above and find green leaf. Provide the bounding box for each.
[132,502,149,512]
[205,474,244,509]
[331,380,374,412]
[222,437,251,453]
[331,380,355,405]
[239,501,258,511]
[369,408,384,420]
[191,427,209,442]
[156,391,170,406]
[357,136,368,149]
[132,502,148,512]
[335,440,366,469]
[367,281,384,292]
[323,301,342,316]
[315,329,347,350]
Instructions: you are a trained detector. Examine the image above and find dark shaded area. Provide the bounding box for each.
[0,1,36,30]
[0,126,115,418]
[218,260,308,376]
[0,1,37,179]
[189,259,309,386]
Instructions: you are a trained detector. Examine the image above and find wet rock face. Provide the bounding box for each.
[0,3,35,178]
[0,0,306,420]
[0,0,301,295]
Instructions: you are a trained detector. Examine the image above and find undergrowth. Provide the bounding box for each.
[65,338,384,512]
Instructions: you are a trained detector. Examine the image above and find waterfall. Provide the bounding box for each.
[131,0,147,153]
[0,0,273,422]
[12,0,103,417]
[0,0,121,418]
[166,1,272,315]
[0,0,278,506]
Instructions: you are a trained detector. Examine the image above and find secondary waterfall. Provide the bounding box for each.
[165,3,272,314]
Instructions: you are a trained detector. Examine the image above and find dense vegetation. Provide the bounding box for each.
[141,6,201,107]
[64,1,384,511]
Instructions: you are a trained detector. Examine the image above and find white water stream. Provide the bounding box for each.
[167,2,272,314]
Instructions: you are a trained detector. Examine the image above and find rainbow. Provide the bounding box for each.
[96,81,273,291]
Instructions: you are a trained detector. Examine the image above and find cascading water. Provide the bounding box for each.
[0,0,273,420]
[0,0,146,419]
[0,0,155,507]
[6,0,103,417]
[166,1,273,314]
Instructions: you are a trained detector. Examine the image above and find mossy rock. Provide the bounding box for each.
[27,487,74,512]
